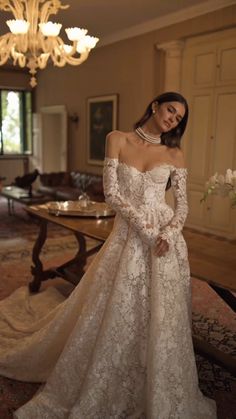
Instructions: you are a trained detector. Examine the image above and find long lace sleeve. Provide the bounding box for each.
[103,158,158,245]
[159,168,188,245]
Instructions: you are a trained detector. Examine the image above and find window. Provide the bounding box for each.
[0,89,32,155]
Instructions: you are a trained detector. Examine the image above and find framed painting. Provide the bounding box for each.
[87,94,118,165]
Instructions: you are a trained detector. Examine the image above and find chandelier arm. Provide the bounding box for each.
[13,0,25,18]
[37,53,50,69]
[50,40,67,66]
[0,34,13,65]
[25,0,36,25]
[65,51,90,66]
[0,33,15,55]
[6,0,24,19]
[11,48,26,67]
[50,54,66,67]
[40,35,74,57]
[39,31,53,54]
[40,0,69,23]
[18,54,26,67]
[39,1,51,24]
[51,51,90,68]
[14,33,28,53]
[49,35,81,67]
[56,36,77,56]
[28,0,39,50]
[0,1,21,18]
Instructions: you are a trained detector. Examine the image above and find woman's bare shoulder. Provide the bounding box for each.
[168,147,186,168]
[105,130,129,158]
[106,130,129,142]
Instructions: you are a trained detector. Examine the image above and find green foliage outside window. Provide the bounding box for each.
[0,89,32,155]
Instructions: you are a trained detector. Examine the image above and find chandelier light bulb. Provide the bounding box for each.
[84,35,99,50]
[65,27,88,42]
[39,22,62,37]
[0,1,99,87]
[7,19,29,34]
[76,41,86,54]
[61,44,73,54]
[77,36,99,54]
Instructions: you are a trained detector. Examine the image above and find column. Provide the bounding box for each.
[156,40,185,92]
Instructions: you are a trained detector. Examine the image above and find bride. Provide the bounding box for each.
[0,92,216,418]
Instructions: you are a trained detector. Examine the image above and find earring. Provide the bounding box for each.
[152,109,156,114]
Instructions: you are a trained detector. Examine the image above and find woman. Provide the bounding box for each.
[0,92,216,418]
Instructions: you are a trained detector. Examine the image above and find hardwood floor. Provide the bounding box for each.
[184,228,236,292]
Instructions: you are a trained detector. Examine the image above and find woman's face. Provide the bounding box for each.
[152,101,185,133]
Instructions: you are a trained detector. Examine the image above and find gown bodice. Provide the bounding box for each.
[117,162,172,209]
[103,157,188,247]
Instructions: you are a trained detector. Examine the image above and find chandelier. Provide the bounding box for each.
[0,0,99,87]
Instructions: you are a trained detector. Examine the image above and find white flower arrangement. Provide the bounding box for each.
[201,169,236,207]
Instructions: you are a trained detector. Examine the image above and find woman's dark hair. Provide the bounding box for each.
[134,91,189,148]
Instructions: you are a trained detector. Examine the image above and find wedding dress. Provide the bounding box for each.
[0,158,216,418]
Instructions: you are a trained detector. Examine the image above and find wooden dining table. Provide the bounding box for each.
[25,204,114,293]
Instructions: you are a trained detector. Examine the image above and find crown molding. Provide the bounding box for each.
[157,40,185,58]
[98,0,236,47]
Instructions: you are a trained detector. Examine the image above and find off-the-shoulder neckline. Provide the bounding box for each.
[104,157,187,174]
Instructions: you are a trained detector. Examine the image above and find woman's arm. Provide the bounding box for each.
[154,149,188,255]
[105,130,122,159]
[103,132,158,246]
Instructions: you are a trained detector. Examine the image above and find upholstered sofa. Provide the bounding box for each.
[37,171,104,202]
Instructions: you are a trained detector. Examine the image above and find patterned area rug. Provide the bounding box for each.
[0,198,235,418]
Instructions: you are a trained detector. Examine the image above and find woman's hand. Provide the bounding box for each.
[153,236,169,257]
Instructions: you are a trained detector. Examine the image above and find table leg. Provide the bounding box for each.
[7,198,10,215]
[29,220,104,293]
[54,233,103,284]
[29,219,49,292]
[7,198,12,215]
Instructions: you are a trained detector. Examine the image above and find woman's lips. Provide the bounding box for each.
[164,121,171,128]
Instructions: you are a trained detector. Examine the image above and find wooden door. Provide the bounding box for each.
[182,29,236,238]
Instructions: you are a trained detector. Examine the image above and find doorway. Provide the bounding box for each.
[38,105,68,173]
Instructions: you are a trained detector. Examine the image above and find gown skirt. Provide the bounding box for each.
[0,161,217,418]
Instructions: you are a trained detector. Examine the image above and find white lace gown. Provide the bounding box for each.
[0,158,216,418]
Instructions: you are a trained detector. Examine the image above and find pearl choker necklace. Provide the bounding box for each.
[135,127,161,144]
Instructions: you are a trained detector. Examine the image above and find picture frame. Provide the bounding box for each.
[87,94,118,165]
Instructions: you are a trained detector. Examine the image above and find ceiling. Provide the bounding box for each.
[56,0,210,39]
[0,0,235,47]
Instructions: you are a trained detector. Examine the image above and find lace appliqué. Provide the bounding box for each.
[159,168,188,246]
[103,158,159,246]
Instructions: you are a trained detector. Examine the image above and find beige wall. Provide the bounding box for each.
[2,5,236,174]
[0,67,30,90]
[36,33,158,174]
